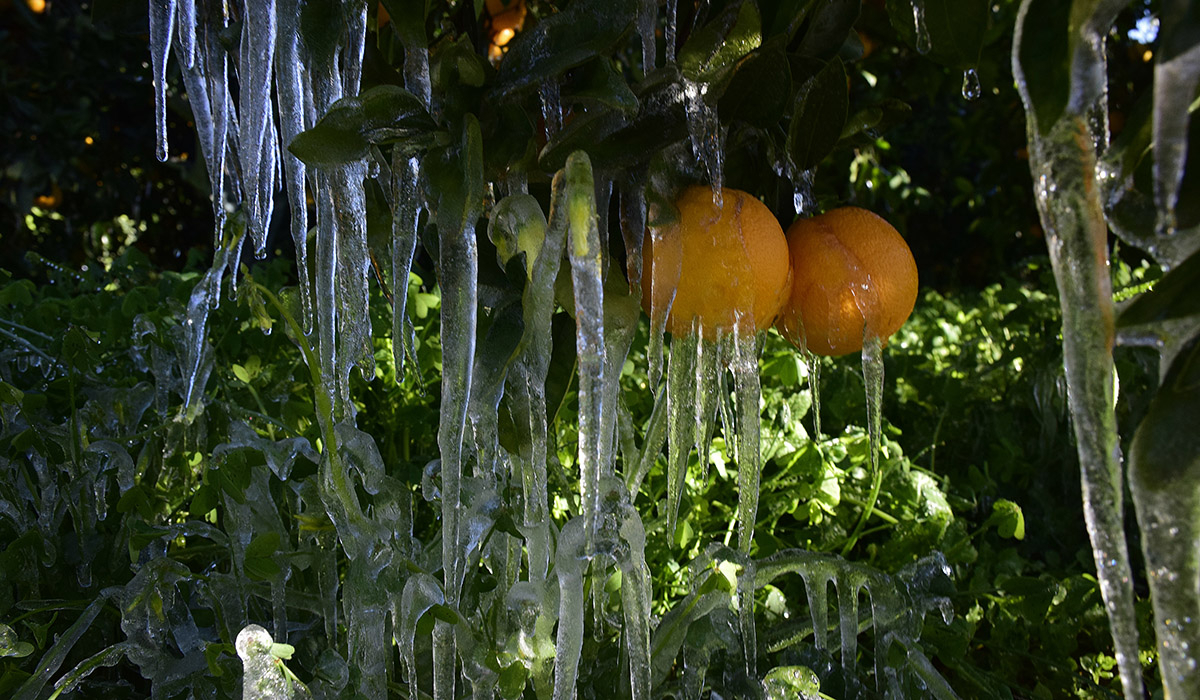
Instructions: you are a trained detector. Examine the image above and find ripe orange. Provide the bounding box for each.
[778,207,917,356]
[641,186,792,340]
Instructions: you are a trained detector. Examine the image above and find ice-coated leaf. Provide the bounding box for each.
[677,0,762,88]
[564,57,640,116]
[787,56,848,171]
[289,85,440,166]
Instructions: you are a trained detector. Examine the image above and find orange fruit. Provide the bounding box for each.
[641,186,792,340]
[778,207,917,356]
[486,0,526,62]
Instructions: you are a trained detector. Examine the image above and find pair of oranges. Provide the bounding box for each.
[641,186,918,356]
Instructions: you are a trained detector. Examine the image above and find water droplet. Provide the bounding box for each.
[961,68,981,101]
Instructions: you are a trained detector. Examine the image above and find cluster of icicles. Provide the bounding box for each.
[149,1,957,698]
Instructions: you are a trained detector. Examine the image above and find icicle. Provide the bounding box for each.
[911,0,931,54]
[605,477,652,700]
[806,351,822,440]
[628,389,668,499]
[518,175,570,582]
[837,580,861,697]
[737,556,758,677]
[619,181,647,291]
[397,573,444,693]
[342,2,369,98]
[645,208,681,391]
[1151,39,1200,235]
[564,152,607,550]
[843,335,885,555]
[434,116,483,700]
[638,0,657,74]
[731,328,762,554]
[682,80,724,207]
[313,170,341,423]
[665,0,678,65]
[552,517,588,700]
[275,0,313,330]
[961,67,982,101]
[177,0,196,68]
[693,333,720,485]
[333,161,374,404]
[791,167,815,216]
[665,331,700,539]
[540,79,563,142]
[239,0,278,257]
[149,0,177,162]
[392,154,423,379]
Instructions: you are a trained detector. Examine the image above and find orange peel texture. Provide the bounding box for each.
[641,186,792,341]
[779,206,918,356]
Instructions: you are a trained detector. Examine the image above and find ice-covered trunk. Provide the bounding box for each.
[1012,2,1142,697]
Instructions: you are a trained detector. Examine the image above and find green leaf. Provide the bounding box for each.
[380,0,428,49]
[0,381,23,406]
[1012,0,1070,134]
[498,660,529,699]
[717,42,792,128]
[289,85,439,167]
[888,0,988,69]
[1117,248,1200,327]
[495,0,639,96]
[787,56,848,171]
[0,279,34,307]
[678,0,763,88]
[797,0,862,59]
[190,484,218,517]
[988,499,1026,540]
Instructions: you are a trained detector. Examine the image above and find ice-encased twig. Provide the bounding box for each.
[1012,2,1143,697]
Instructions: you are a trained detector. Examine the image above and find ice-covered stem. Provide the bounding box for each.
[434,114,484,700]
[1012,2,1142,698]
[564,152,608,552]
[1130,336,1200,699]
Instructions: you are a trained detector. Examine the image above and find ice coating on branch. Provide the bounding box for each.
[236,625,292,700]
[665,0,679,64]
[1012,2,1143,696]
[238,0,278,257]
[683,80,724,207]
[149,0,176,162]
[540,79,563,142]
[638,0,657,73]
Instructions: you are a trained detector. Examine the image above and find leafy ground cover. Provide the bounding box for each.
[0,247,1161,698]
